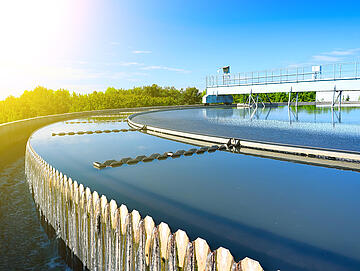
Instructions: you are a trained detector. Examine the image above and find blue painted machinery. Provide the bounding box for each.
[202,94,233,105]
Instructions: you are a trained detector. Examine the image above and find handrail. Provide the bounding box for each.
[207,61,360,88]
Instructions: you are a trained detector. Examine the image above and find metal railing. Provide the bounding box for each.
[206,61,360,88]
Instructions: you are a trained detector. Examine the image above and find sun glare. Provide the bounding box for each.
[0,0,93,98]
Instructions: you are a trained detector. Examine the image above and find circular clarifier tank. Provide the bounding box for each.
[28,108,360,271]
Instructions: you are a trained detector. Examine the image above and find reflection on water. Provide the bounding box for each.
[0,143,69,270]
[204,106,350,125]
[29,115,360,271]
[134,106,360,152]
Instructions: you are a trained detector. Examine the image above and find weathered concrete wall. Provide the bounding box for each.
[25,131,264,271]
[0,103,264,270]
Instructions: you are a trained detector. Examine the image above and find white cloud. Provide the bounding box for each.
[325,48,360,56]
[132,50,152,54]
[102,61,144,67]
[141,65,190,73]
[107,71,149,80]
[286,62,312,69]
[310,48,360,63]
[118,62,144,66]
[311,55,343,62]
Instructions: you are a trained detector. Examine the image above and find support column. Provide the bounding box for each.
[288,88,292,107]
[266,94,272,104]
[338,90,342,110]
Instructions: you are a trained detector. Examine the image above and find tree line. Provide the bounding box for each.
[0,84,322,124]
[232,92,316,104]
[0,85,202,124]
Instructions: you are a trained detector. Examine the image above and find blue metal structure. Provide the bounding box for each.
[203,94,233,105]
[203,62,360,107]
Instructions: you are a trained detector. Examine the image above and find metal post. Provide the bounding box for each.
[339,90,342,110]
[296,68,298,82]
[265,71,267,84]
[287,69,289,82]
[332,86,336,107]
[252,93,258,109]
[303,67,305,80]
[248,90,252,107]
[295,92,299,108]
[266,94,272,104]
[258,95,266,108]
[340,64,342,78]
[288,88,292,107]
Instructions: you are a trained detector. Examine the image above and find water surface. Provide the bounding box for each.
[29,113,360,271]
[132,106,360,152]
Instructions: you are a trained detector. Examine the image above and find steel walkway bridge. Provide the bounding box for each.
[204,61,360,108]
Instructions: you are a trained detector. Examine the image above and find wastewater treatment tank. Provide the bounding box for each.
[25,106,360,271]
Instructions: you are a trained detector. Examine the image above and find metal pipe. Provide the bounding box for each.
[340,64,342,78]
[288,88,292,107]
[296,68,298,82]
[339,91,342,110]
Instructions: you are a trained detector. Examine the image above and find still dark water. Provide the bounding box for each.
[0,142,70,270]
[27,110,360,271]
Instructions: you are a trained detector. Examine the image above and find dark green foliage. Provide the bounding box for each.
[0,85,201,124]
[233,92,316,104]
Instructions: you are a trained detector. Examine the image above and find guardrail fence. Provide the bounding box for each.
[206,62,360,88]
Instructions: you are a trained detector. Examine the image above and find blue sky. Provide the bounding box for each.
[0,0,359,99]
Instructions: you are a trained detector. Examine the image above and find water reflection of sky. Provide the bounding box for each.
[30,114,360,271]
[133,106,360,152]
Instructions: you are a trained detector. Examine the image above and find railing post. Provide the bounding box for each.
[288,88,292,107]
[340,64,342,78]
[356,62,358,78]
[265,71,267,84]
[287,69,289,82]
[303,67,305,80]
[296,68,298,82]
